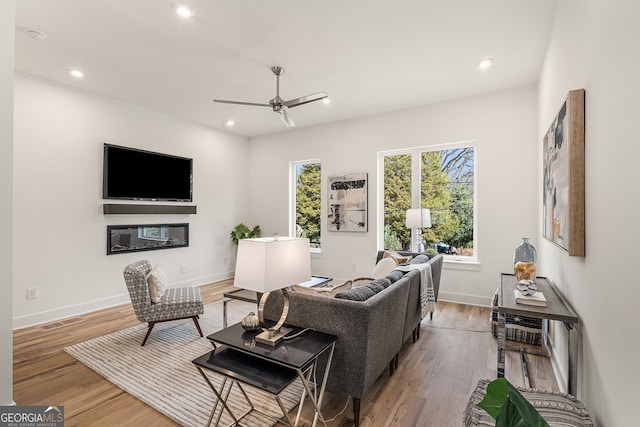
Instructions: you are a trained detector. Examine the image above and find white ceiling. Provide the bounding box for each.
[14,0,558,138]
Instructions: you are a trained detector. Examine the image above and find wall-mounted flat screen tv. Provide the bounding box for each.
[103,144,193,202]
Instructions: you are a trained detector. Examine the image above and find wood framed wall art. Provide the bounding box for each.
[542,89,585,256]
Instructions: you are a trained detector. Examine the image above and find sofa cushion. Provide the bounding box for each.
[386,270,404,283]
[335,278,391,301]
[371,277,392,289]
[146,265,167,303]
[335,285,377,301]
[408,254,430,264]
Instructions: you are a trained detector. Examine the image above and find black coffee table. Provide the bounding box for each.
[193,322,337,427]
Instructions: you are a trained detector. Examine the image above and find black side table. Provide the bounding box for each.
[193,323,337,427]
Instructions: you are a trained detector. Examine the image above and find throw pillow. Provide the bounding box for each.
[369,277,392,290]
[409,254,430,264]
[147,265,167,303]
[386,270,404,284]
[371,257,397,279]
[382,250,413,264]
[292,280,352,297]
[335,285,377,301]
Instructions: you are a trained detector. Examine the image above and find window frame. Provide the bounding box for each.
[289,159,322,253]
[377,140,478,264]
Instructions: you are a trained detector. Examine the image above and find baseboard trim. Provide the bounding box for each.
[12,272,234,330]
[438,291,492,307]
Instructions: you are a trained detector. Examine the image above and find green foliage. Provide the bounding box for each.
[384,224,402,251]
[477,378,549,427]
[383,154,412,249]
[296,163,321,248]
[383,148,474,253]
[230,223,261,245]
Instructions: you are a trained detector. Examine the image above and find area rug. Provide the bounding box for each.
[64,300,302,426]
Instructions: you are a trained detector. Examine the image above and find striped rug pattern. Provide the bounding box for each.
[65,300,302,426]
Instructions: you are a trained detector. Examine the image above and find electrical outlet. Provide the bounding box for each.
[27,287,38,300]
[223,256,229,264]
[351,263,356,271]
[180,265,188,273]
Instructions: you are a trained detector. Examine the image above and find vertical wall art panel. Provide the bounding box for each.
[543,89,585,256]
[328,173,368,232]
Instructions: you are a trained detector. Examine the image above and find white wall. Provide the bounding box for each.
[13,74,250,328]
[538,1,640,425]
[1,0,15,406]
[249,86,539,305]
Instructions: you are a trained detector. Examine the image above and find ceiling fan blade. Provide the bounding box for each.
[277,105,295,127]
[283,92,328,108]
[213,99,271,107]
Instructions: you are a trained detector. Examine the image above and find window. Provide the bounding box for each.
[380,142,476,261]
[290,160,321,250]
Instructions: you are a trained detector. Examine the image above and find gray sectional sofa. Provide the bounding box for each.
[263,251,443,426]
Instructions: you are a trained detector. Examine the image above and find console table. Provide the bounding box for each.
[496,273,579,395]
[193,322,337,427]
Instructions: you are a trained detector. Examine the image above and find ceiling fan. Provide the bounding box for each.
[214,66,328,127]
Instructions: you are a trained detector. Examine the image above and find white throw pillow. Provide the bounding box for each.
[371,257,397,279]
[147,265,167,303]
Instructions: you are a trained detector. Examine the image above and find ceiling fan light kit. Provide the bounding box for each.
[214,66,327,127]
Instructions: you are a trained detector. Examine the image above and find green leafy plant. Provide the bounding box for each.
[477,378,549,427]
[230,223,261,245]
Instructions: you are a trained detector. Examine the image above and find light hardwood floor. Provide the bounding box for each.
[13,280,557,426]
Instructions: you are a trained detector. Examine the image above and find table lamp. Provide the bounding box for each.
[234,235,311,345]
[405,208,431,253]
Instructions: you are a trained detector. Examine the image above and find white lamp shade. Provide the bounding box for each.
[234,237,311,292]
[405,208,432,228]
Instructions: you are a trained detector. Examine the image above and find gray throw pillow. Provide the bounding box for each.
[386,270,404,283]
[370,277,392,289]
[409,254,430,264]
[335,285,377,301]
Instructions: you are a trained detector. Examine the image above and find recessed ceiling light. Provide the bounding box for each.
[225,120,235,127]
[478,58,494,69]
[176,6,194,18]
[24,28,47,40]
[69,69,84,78]
[322,98,331,105]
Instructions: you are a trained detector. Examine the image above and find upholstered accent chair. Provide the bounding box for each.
[123,259,204,346]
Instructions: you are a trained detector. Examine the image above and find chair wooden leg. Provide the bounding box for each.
[353,397,361,427]
[430,311,433,320]
[193,316,203,337]
[142,322,156,346]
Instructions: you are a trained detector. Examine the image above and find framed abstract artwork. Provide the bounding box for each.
[542,89,585,256]
[327,173,368,232]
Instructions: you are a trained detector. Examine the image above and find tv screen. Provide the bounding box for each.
[103,144,193,202]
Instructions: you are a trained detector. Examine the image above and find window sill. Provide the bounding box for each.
[443,258,481,271]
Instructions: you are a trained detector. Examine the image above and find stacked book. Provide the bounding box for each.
[514,279,547,307]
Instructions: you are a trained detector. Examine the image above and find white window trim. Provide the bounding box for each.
[377,140,478,263]
[289,159,322,253]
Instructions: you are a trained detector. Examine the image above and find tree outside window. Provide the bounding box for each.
[292,161,321,249]
[382,144,475,259]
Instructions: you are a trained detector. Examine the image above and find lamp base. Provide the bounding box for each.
[254,326,292,346]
